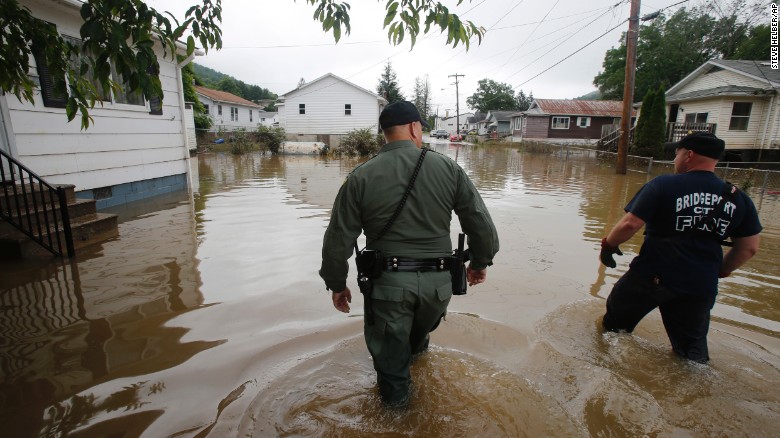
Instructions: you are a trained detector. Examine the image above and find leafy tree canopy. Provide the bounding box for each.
[1,0,484,129]
[412,75,432,122]
[593,1,765,102]
[466,79,520,113]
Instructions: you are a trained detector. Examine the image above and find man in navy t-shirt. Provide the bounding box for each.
[599,132,762,363]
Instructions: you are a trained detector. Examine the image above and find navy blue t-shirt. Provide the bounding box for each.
[626,170,762,297]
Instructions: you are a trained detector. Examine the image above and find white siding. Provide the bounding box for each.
[282,76,380,134]
[4,0,190,192]
[197,94,262,132]
[676,69,768,94]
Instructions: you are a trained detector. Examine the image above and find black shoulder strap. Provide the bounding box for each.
[354,147,428,253]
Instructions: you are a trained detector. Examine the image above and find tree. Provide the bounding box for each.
[733,24,770,59]
[181,62,211,132]
[466,79,518,113]
[516,90,533,111]
[632,88,656,155]
[412,76,432,122]
[632,86,666,158]
[216,77,242,96]
[377,61,404,103]
[593,3,764,102]
[1,0,485,129]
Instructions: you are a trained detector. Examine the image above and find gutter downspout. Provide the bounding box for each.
[758,94,774,162]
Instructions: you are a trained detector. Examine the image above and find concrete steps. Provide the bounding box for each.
[0,183,118,259]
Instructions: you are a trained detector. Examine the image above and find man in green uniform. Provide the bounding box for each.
[319,100,499,407]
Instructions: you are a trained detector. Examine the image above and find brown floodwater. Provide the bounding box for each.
[1,143,778,437]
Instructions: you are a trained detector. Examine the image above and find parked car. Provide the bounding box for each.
[450,133,463,142]
[430,129,449,139]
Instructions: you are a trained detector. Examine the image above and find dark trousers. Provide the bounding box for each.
[602,269,716,363]
[364,271,451,405]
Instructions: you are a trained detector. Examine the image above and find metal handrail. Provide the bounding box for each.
[0,148,74,257]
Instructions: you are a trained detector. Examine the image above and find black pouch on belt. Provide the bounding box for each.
[356,249,383,279]
[451,233,470,295]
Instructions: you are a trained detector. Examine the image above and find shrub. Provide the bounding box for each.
[230,128,251,154]
[339,128,382,156]
[256,125,286,154]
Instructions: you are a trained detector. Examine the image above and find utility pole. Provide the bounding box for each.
[616,0,641,174]
[449,73,464,137]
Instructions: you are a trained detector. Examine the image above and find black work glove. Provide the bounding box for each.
[600,237,623,268]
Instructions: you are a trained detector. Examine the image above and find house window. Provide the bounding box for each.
[204,104,210,114]
[551,116,570,129]
[261,118,266,122]
[577,117,591,128]
[218,105,222,116]
[111,63,144,106]
[250,110,253,122]
[299,104,306,114]
[728,102,751,131]
[345,104,352,115]
[684,112,708,123]
[231,107,238,121]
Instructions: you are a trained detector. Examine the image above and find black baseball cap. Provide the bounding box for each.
[664,131,725,159]
[379,101,430,130]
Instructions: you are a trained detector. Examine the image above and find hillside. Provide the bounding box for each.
[193,63,277,109]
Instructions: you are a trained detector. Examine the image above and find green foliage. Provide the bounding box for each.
[516,90,533,111]
[255,125,285,154]
[594,2,764,102]
[466,79,520,113]
[632,86,666,158]
[733,24,770,59]
[181,62,212,131]
[0,0,223,130]
[216,77,242,95]
[339,128,382,156]
[304,0,485,49]
[377,61,404,103]
[230,128,251,154]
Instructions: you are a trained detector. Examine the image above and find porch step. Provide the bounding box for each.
[0,183,76,211]
[0,213,118,259]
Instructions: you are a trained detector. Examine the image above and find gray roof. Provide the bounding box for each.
[667,85,774,102]
[711,60,780,85]
[489,111,515,121]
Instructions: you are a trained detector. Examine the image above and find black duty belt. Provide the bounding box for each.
[384,256,453,272]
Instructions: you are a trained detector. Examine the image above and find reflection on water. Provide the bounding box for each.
[1,145,778,437]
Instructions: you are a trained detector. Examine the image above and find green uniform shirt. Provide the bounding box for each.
[319,140,499,291]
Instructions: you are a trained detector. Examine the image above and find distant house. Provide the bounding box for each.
[194,86,265,133]
[484,111,515,136]
[513,99,629,143]
[0,0,199,209]
[438,113,474,134]
[275,73,387,148]
[256,110,279,127]
[665,59,779,161]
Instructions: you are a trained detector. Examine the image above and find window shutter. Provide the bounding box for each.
[32,47,67,108]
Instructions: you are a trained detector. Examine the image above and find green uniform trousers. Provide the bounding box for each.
[364,270,452,404]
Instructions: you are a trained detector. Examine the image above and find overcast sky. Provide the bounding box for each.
[147,0,695,116]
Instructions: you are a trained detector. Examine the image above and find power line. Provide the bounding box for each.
[514,18,629,89]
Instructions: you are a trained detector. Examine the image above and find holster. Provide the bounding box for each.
[356,248,382,325]
[451,233,471,295]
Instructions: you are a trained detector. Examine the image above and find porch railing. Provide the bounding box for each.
[666,122,717,142]
[598,124,634,150]
[0,148,74,257]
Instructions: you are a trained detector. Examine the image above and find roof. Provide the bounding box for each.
[667,85,774,102]
[280,72,387,103]
[487,111,515,121]
[531,99,629,117]
[667,59,780,95]
[194,86,262,107]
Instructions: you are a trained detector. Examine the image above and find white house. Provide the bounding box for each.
[194,85,266,132]
[256,110,279,127]
[276,73,387,148]
[437,113,474,134]
[0,0,198,209]
[665,59,780,161]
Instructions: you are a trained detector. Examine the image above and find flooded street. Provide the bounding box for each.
[1,143,779,437]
